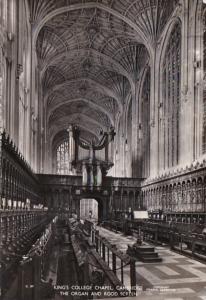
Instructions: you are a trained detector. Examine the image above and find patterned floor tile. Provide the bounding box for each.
[96,227,206,299]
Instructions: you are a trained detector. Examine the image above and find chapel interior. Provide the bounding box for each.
[1,1,206,300]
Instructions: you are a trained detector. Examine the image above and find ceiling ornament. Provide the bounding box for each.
[31,0,179,145]
[78,83,88,96]
[82,59,92,72]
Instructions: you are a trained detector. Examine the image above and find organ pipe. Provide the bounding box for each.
[82,162,87,187]
[68,126,74,172]
[96,164,102,187]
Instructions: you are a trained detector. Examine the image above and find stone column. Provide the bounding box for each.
[149,51,159,177]
[108,131,114,162]
[179,0,194,165]
[131,84,142,177]
[105,134,109,162]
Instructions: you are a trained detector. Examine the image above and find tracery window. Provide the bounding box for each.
[56,141,70,175]
[162,22,181,168]
[0,0,7,27]
[203,9,206,153]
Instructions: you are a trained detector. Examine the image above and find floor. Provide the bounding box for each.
[97,226,206,300]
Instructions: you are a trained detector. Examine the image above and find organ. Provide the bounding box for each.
[72,126,115,190]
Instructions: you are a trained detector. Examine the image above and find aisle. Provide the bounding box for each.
[55,245,80,300]
[46,245,60,284]
[97,226,206,300]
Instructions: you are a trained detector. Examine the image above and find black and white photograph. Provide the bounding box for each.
[1,0,206,299]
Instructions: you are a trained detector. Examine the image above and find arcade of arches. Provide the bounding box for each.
[2,1,206,300]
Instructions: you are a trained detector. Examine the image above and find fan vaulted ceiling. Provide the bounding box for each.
[30,0,179,146]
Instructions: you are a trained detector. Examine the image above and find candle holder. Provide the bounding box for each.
[26,198,30,210]
[2,198,6,210]
[8,199,12,210]
[13,201,17,210]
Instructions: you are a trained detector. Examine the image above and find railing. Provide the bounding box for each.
[102,220,124,233]
[170,229,206,261]
[104,177,142,189]
[130,220,206,263]
[69,219,133,297]
[92,229,136,296]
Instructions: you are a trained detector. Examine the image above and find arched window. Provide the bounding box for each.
[0,0,7,27]
[162,22,181,168]
[203,8,206,153]
[56,141,70,175]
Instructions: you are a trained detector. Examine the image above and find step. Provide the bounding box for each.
[194,252,206,260]
[134,245,155,253]
[137,252,159,258]
[141,257,162,263]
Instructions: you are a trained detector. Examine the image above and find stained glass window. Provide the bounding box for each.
[56,141,70,175]
[0,0,7,27]
[203,11,206,153]
[162,22,181,168]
